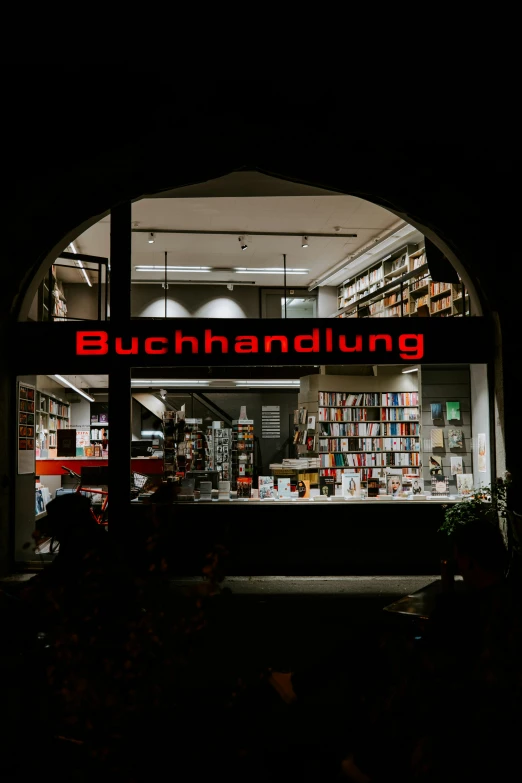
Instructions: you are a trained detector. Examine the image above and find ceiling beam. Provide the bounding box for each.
[132,229,357,238]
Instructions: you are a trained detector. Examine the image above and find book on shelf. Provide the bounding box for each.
[319,475,336,497]
[277,477,292,499]
[236,477,252,498]
[258,475,276,499]
[456,474,474,496]
[296,479,310,499]
[342,473,361,499]
[448,428,463,449]
[431,475,450,497]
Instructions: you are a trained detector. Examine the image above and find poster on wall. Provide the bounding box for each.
[478,433,487,473]
[261,405,280,439]
[18,382,36,474]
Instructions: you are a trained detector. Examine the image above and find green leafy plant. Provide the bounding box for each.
[438,475,511,536]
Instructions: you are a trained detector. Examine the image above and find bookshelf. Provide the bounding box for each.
[231,419,255,490]
[298,376,421,488]
[35,390,70,457]
[336,246,470,319]
[163,415,206,478]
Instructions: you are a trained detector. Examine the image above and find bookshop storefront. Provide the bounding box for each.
[14,315,495,575]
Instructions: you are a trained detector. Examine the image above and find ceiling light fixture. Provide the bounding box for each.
[401,367,419,374]
[302,236,309,248]
[233,267,308,275]
[148,232,155,244]
[135,265,213,272]
[238,236,248,250]
[53,374,95,402]
[68,241,92,287]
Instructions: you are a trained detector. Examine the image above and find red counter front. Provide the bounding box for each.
[36,458,164,476]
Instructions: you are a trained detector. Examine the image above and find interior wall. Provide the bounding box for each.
[470,364,492,488]
[420,366,473,491]
[131,284,260,318]
[317,286,338,318]
[62,283,100,320]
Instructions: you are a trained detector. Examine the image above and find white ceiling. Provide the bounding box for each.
[71,172,422,289]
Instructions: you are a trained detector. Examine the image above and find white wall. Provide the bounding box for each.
[470,364,492,487]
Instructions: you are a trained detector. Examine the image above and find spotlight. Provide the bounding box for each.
[227,283,234,291]
[148,232,155,244]
[302,236,309,248]
[238,236,248,250]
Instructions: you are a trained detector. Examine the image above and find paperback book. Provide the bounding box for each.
[450,456,463,475]
[431,428,444,448]
[431,475,450,496]
[448,428,463,449]
[296,479,310,499]
[456,473,474,496]
[319,475,336,497]
[386,471,403,497]
[258,475,276,499]
[342,473,361,499]
[277,477,292,499]
[446,401,461,421]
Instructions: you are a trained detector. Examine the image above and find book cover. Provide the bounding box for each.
[450,456,463,475]
[456,473,474,496]
[342,473,361,499]
[431,428,444,448]
[446,401,461,421]
[319,475,336,497]
[258,475,276,499]
[431,475,450,496]
[430,402,443,420]
[448,428,463,449]
[307,415,316,430]
[296,479,310,498]
[277,477,292,499]
[84,445,94,457]
[236,477,252,498]
[386,471,403,497]
[429,454,443,474]
[411,477,423,495]
[367,477,380,497]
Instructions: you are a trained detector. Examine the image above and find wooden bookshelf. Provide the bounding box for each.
[335,246,470,319]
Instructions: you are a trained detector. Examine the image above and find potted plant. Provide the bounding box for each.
[438,474,511,587]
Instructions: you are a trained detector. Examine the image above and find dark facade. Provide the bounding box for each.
[4,71,521,575]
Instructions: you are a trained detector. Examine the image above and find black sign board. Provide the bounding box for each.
[13,317,494,372]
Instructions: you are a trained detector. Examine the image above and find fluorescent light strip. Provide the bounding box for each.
[54,374,95,401]
[70,242,92,287]
[135,266,213,272]
[131,379,300,388]
[234,270,307,275]
[401,367,419,374]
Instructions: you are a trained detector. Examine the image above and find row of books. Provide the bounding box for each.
[317,421,420,437]
[320,467,420,482]
[381,392,419,406]
[320,452,421,467]
[293,408,308,425]
[318,407,420,422]
[318,392,381,407]
[318,437,420,453]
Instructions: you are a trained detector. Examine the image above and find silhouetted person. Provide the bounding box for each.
[346,519,522,782]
